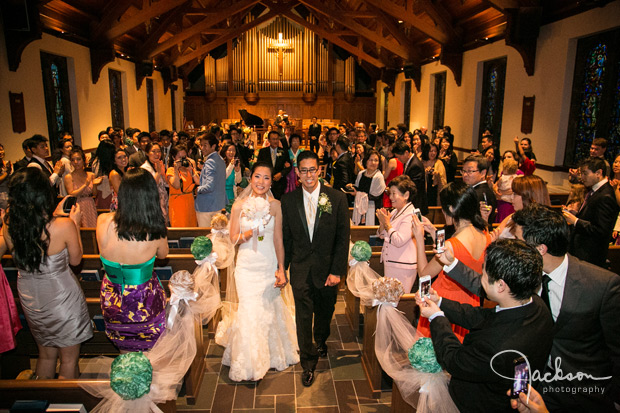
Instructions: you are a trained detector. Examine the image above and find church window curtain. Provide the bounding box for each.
[40,52,73,150]
[432,72,447,132]
[146,78,155,132]
[478,57,507,148]
[108,69,125,130]
[564,28,620,166]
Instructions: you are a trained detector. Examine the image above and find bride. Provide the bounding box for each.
[217,161,299,381]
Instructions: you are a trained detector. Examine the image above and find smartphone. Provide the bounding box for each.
[511,357,529,399]
[63,196,77,214]
[414,208,422,221]
[436,229,446,253]
[419,275,431,298]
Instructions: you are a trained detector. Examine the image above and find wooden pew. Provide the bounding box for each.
[360,293,418,398]
[0,380,176,412]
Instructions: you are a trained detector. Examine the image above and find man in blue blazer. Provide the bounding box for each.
[195,133,227,226]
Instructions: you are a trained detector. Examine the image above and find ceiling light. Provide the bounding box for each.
[398,20,403,24]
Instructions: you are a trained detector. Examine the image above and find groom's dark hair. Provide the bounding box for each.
[297,150,319,165]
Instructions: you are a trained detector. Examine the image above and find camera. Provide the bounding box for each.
[181,157,190,167]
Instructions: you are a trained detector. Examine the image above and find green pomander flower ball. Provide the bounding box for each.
[408,337,442,373]
[351,241,372,262]
[110,352,152,400]
[191,236,213,260]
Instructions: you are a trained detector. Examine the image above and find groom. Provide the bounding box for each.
[282,151,350,387]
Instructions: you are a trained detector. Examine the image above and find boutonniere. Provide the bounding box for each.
[277,151,283,157]
[318,193,332,217]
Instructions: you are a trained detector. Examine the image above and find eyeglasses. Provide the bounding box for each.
[298,168,318,175]
[462,169,480,174]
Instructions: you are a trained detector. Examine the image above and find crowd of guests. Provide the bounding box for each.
[0,120,619,413]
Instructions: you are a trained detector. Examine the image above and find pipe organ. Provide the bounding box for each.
[205,15,331,94]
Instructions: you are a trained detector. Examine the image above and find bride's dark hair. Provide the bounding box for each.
[251,162,273,177]
[6,168,56,272]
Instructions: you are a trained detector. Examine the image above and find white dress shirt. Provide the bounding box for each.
[303,185,320,241]
[540,254,568,322]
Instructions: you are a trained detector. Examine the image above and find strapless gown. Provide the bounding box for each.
[17,249,93,347]
[100,255,166,351]
[218,214,299,381]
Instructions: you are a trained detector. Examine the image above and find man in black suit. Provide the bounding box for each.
[229,126,252,170]
[26,135,65,192]
[392,140,428,215]
[331,137,354,193]
[418,238,553,413]
[127,132,151,169]
[256,130,291,199]
[564,156,619,267]
[14,138,33,172]
[436,203,620,412]
[462,155,496,226]
[308,117,321,153]
[282,150,349,387]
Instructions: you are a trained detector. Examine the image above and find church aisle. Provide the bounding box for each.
[175,292,392,413]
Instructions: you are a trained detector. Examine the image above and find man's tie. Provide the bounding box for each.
[541,274,552,310]
[271,148,277,167]
[306,197,316,241]
[578,190,594,213]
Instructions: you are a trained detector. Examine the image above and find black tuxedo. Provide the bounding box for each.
[257,146,291,199]
[445,255,620,411]
[569,181,618,267]
[14,156,31,172]
[308,123,321,153]
[431,296,553,413]
[280,135,291,152]
[281,184,350,371]
[473,181,497,225]
[234,143,253,171]
[332,152,354,192]
[403,155,428,215]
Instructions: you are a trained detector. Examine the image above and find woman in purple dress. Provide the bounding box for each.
[96,168,169,352]
[285,134,303,193]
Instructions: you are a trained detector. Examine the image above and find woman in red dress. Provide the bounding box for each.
[382,145,404,208]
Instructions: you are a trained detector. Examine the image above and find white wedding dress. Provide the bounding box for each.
[218,214,299,381]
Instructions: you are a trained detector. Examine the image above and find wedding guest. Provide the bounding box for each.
[382,143,403,208]
[286,134,303,194]
[141,142,169,225]
[167,144,199,227]
[4,168,92,378]
[482,146,499,183]
[349,150,385,225]
[422,143,447,206]
[416,238,553,413]
[308,117,321,153]
[196,134,227,226]
[0,143,13,209]
[26,135,65,192]
[514,136,536,175]
[109,149,127,211]
[90,140,116,209]
[494,158,519,222]
[257,131,291,200]
[462,155,496,226]
[54,138,73,196]
[64,148,101,227]
[219,143,242,203]
[330,137,354,193]
[376,175,420,293]
[97,168,168,352]
[416,182,491,341]
[608,153,620,205]
[564,156,619,267]
[565,183,586,215]
[13,138,33,173]
[439,137,458,183]
[353,143,367,176]
[392,140,428,215]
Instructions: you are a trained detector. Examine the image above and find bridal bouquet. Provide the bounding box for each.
[242,196,271,241]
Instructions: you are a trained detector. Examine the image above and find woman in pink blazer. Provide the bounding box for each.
[376,175,424,293]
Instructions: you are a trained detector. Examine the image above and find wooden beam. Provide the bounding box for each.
[283,11,385,68]
[139,4,191,58]
[298,0,416,62]
[363,0,450,44]
[417,0,461,43]
[484,0,520,13]
[174,10,279,67]
[504,7,542,76]
[89,0,133,43]
[105,0,189,41]
[148,0,262,58]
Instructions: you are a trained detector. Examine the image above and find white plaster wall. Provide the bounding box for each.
[381,0,620,187]
[0,27,183,163]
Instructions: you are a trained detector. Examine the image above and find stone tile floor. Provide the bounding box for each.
[176,295,392,413]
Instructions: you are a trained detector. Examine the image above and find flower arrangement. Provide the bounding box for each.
[372,277,405,304]
[110,352,152,400]
[408,337,442,373]
[351,241,372,262]
[318,193,332,217]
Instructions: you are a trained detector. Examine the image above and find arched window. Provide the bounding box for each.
[478,57,507,148]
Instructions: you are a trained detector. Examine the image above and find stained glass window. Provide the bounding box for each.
[40,52,73,150]
[565,28,620,166]
[432,72,446,132]
[146,78,155,132]
[478,58,506,148]
[109,69,125,129]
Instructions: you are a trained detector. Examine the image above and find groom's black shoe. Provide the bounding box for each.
[316,343,328,357]
[302,369,315,387]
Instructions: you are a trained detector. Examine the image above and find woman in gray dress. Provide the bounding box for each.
[2,168,92,379]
